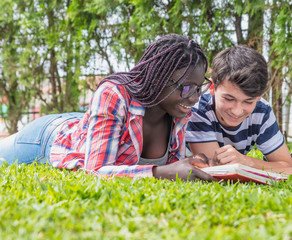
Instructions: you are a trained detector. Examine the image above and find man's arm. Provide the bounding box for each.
[263,143,292,171]
[213,144,292,173]
[188,142,220,159]
[189,141,292,173]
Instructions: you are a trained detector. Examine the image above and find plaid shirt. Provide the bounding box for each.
[50,81,190,178]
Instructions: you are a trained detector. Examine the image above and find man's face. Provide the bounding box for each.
[214,79,261,128]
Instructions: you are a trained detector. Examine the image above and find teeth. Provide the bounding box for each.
[179,104,191,109]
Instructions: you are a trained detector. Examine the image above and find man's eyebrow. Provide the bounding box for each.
[222,94,236,98]
[222,93,257,100]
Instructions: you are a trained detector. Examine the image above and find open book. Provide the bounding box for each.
[201,163,289,185]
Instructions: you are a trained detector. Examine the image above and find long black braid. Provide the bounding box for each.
[98,34,208,107]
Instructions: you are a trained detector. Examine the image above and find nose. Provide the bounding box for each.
[231,102,244,116]
[186,92,199,104]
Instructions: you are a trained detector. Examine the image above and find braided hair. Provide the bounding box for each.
[99,34,208,107]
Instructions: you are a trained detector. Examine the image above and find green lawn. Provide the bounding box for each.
[0,149,292,239]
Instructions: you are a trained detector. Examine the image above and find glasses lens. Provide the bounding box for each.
[181,85,200,98]
[180,78,211,98]
[181,85,191,98]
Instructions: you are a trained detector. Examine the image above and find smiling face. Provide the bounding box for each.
[214,79,261,128]
[155,64,206,119]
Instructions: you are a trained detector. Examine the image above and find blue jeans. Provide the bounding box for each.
[0,112,84,165]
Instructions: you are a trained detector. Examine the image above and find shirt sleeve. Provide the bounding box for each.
[84,84,153,178]
[256,107,284,155]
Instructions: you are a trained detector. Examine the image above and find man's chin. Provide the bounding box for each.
[221,116,244,128]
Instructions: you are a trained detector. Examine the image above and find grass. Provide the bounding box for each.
[0,148,292,239]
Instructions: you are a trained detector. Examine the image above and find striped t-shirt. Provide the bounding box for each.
[185,93,284,155]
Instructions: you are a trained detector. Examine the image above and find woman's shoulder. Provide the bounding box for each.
[96,80,131,103]
[86,80,132,118]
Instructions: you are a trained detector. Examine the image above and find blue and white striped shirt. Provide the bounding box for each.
[186,93,284,155]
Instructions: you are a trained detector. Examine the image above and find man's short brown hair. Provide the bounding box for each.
[211,45,268,97]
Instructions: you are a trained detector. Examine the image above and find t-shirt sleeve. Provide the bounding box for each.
[256,106,284,155]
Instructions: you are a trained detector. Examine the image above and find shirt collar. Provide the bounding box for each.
[129,99,145,116]
[174,111,191,125]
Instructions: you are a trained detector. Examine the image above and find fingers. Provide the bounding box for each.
[190,154,209,168]
[189,167,218,182]
[214,145,237,165]
[208,158,217,166]
[214,145,233,156]
[190,154,208,168]
[186,155,218,181]
[153,158,218,182]
[191,153,217,167]
[193,153,209,162]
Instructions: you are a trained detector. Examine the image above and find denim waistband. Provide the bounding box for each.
[42,112,84,159]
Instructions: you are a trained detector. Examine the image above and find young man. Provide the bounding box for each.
[186,45,292,173]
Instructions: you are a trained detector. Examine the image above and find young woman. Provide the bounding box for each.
[0,34,216,181]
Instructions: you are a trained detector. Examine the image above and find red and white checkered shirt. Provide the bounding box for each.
[50,81,189,178]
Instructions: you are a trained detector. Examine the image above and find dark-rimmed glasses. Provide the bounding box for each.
[171,77,212,99]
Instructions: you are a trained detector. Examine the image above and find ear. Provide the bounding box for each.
[256,96,262,102]
[209,78,215,96]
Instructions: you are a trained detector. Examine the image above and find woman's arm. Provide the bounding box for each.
[153,153,217,181]
[85,83,154,178]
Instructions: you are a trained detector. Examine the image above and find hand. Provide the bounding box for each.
[152,153,217,181]
[189,153,217,168]
[214,145,248,165]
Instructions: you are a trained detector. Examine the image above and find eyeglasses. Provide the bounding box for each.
[171,77,212,99]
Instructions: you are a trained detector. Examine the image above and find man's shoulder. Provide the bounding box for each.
[190,93,216,123]
[253,98,273,115]
[244,98,276,128]
[193,93,213,112]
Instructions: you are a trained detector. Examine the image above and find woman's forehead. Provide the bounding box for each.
[172,65,205,84]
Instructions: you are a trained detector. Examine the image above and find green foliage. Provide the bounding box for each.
[247,146,264,159]
[0,162,292,239]
[270,1,292,80]
[0,0,291,133]
[0,0,34,133]
[286,142,292,151]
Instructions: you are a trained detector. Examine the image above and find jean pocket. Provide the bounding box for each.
[16,114,62,144]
